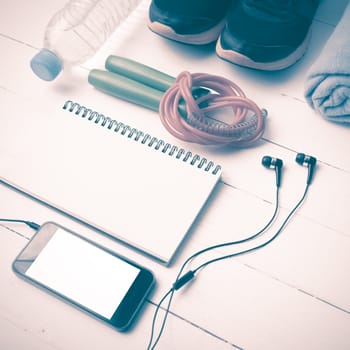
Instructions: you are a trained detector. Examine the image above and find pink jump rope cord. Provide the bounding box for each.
[159,71,266,147]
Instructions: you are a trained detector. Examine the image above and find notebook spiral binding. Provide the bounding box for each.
[63,100,222,175]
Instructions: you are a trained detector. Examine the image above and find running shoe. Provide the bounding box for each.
[216,0,321,70]
[148,0,233,45]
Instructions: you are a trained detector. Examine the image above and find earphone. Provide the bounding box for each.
[147,152,317,350]
[261,155,283,187]
[262,153,317,187]
[295,153,317,184]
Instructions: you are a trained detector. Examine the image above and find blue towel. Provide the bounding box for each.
[305,2,350,123]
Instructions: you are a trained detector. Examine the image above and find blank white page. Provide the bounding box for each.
[0,96,221,263]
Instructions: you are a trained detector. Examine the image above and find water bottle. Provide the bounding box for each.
[30,0,141,81]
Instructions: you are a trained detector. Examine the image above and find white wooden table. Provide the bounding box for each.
[1,1,349,349]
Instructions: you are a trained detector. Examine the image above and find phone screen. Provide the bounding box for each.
[25,228,140,319]
[13,222,154,330]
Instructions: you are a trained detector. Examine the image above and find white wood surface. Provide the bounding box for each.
[1,0,349,349]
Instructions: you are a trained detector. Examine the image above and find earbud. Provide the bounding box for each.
[262,156,283,187]
[295,153,317,185]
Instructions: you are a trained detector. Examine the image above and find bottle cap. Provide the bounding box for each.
[30,48,63,81]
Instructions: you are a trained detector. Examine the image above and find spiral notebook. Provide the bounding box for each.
[0,97,221,263]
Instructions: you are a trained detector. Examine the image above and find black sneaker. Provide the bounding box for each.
[148,0,233,45]
[216,0,321,70]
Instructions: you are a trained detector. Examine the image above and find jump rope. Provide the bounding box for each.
[89,55,267,147]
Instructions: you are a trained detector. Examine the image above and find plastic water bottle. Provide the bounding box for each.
[31,0,141,81]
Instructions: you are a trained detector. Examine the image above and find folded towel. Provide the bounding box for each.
[305,2,350,123]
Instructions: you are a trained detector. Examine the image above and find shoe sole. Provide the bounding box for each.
[216,30,312,70]
[148,18,226,45]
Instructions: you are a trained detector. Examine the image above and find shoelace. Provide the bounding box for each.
[159,71,266,147]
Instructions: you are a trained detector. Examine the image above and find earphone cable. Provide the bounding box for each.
[0,218,41,230]
[180,185,280,268]
[147,288,174,350]
[193,183,309,273]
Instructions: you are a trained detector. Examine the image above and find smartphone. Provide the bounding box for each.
[12,221,155,331]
